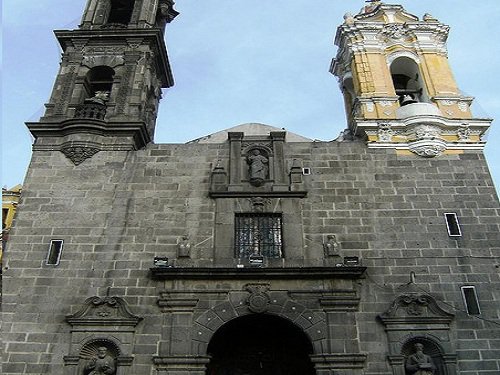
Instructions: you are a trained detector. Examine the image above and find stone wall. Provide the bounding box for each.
[2,139,499,375]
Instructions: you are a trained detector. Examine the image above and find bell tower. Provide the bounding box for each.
[27,0,178,164]
[331,1,491,157]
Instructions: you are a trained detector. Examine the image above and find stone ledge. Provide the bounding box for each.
[150,266,366,280]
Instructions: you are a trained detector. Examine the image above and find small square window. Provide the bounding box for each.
[235,214,283,259]
[46,240,64,266]
[461,286,480,315]
[302,167,311,175]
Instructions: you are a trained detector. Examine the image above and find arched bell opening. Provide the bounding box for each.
[84,66,115,99]
[206,314,315,375]
[107,0,136,25]
[390,57,428,106]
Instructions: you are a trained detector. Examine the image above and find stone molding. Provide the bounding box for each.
[150,266,367,280]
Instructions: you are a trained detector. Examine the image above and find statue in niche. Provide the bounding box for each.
[84,91,109,105]
[84,347,116,375]
[405,343,436,375]
[247,149,268,186]
[177,235,191,258]
[324,234,341,257]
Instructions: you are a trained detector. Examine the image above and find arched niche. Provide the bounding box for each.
[389,57,429,106]
[206,314,315,375]
[402,337,446,375]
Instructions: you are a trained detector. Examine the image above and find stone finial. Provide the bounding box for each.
[423,13,439,23]
[343,13,355,25]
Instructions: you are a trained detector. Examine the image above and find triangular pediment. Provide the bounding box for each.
[187,123,312,144]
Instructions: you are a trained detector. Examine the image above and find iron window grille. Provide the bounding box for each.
[235,214,283,259]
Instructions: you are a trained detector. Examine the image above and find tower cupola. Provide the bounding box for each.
[331,2,491,157]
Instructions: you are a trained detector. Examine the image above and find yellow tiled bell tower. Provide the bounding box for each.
[331,1,491,157]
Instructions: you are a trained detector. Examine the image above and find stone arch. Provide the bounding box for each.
[82,55,125,69]
[205,313,316,375]
[387,50,421,65]
[192,296,326,356]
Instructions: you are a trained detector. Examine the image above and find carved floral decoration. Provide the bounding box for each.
[61,146,100,165]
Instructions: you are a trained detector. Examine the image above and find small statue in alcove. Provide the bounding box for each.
[177,235,191,258]
[405,343,436,375]
[247,149,268,186]
[323,234,341,257]
[84,347,116,375]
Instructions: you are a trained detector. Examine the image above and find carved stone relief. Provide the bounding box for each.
[61,145,100,165]
[378,123,394,142]
[245,283,271,313]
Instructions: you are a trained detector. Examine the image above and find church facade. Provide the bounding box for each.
[2,1,499,375]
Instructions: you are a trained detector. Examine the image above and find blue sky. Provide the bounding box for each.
[2,1,499,195]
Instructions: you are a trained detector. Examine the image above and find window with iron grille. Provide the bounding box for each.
[235,214,283,259]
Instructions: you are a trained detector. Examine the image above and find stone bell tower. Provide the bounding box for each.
[27,0,178,165]
[331,1,492,157]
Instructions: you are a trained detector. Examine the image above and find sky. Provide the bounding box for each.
[2,0,499,195]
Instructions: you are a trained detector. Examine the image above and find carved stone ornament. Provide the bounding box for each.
[249,197,271,212]
[380,292,454,320]
[366,101,375,113]
[380,24,410,40]
[378,123,394,142]
[457,123,471,141]
[409,141,447,158]
[66,296,142,326]
[457,101,468,112]
[61,146,100,165]
[245,284,271,313]
[414,125,441,140]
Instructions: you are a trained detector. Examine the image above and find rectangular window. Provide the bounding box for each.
[461,286,481,315]
[235,214,283,259]
[2,208,9,229]
[46,240,64,265]
[444,213,462,237]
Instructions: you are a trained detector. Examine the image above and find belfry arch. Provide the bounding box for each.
[206,314,315,375]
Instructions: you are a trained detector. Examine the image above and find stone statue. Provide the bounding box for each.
[85,91,109,105]
[84,347,116,375]
[177,235,191,258]
[247,149,268,186]
[324,235,340,256]
[405,343,436,375]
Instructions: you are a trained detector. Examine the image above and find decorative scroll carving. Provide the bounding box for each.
[61,146,100,165]
[409,143,446,158]
[66,296,142,326]
[380,24,410,40]
[245,284,271,313]
[380,292,453,320]
[457,124,471,141]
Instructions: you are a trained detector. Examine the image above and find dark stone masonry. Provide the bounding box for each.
[2,1,499,375]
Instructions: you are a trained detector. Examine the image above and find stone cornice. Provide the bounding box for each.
[150,266,366,280]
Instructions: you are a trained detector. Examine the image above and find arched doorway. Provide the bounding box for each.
[206,314,315,375]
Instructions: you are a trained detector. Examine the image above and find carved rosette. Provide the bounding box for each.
[245,284,271,313]
[61,145,100,165]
